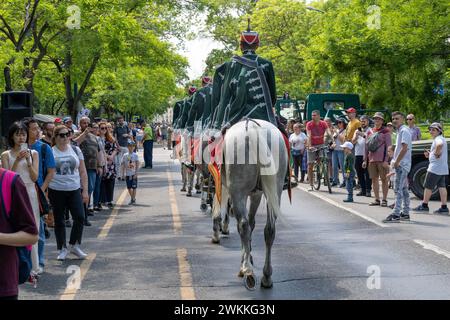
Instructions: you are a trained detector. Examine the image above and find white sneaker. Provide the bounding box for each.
[36,266,44,275]
[70,244,87,259]
[57,248,69,261]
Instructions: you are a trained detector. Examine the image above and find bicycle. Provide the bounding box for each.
[309,145,332,194]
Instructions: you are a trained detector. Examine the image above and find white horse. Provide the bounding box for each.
[212,119,287,289]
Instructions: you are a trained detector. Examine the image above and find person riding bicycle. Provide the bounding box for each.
[306,110,333,189]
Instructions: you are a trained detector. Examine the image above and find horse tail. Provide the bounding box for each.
[256,125,284,225]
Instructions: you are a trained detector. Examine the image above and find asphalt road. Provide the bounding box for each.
[19,145,450,300]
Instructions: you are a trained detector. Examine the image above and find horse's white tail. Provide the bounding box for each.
[255,125,284,225]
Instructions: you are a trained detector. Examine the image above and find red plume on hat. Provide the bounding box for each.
[188,86,197,95]
[240,18,259,46]
[201,76,212,85]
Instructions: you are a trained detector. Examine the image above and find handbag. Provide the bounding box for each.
[35,183,50,216]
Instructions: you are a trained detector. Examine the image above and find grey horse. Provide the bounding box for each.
[211,119,287,289]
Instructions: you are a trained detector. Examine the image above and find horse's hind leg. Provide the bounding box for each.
[232,195,253,280]
[248,193,262,265]
[180,164,187,192]
[221,198,231,235]
[211,194,222,244]
[261,202,276,288]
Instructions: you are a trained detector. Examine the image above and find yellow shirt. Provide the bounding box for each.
[345,118,361,142]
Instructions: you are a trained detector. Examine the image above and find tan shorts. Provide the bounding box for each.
[368,162,389,180]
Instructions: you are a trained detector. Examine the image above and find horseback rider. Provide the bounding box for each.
[176,86,197,197]
[211,19,277,132]
[176,86,197,131]
[209,20,294,190]
[187,76,213,134]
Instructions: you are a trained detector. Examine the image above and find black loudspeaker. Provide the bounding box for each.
[1,91,33,137]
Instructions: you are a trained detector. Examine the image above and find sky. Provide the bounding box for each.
[177,0,317,81]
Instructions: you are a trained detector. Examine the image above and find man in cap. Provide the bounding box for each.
[63,116,78,132]
[211,19,277,131]
[363,112,391,207]
[413,122,448,214]
[344,107,361,143]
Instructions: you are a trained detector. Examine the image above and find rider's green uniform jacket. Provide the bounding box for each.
[176,95,194,130]
[186,84,213,132]
[210,63,227,128]
[211,52,277,130]
[172,100,183,129]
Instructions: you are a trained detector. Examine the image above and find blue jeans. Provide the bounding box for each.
[38,217,45,267]
[87,169,97,195]
[346,171,355,199]
[143,140,153,168]
[93,173,102,206]
[393,167,410,217]
[332,150,345,184]
[87,169,97,209]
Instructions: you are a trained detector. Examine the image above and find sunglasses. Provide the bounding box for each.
[100,127,107,130]
[57,132,70,138]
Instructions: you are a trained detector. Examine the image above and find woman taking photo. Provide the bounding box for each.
[1,122,40,276]
[101,122,118,208]
[48,125,89,261]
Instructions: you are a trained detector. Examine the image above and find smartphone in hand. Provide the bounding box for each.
[20,143,28,152]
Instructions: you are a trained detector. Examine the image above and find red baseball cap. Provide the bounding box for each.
[54,117,62,123]
[346,107,357,113]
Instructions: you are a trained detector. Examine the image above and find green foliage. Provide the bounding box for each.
[0,0,201,119]
[202,0,450,118]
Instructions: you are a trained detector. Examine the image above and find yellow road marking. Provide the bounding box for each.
[59,187,128,300]
[60,253,97,300]
[167,170,182,235]
[98,189,128,239]
[177,248,196,300]
[167,168,196,300]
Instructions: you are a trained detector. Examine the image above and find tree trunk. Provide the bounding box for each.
[3,65,12,91]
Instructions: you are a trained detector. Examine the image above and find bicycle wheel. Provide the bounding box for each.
[313,162,321,190]
[323,161,332,194]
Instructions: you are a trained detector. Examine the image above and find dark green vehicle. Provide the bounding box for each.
[409,138,450,200]
[302,93,390,123]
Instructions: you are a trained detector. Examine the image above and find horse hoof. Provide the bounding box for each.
[261,276,273,289]
[221,229,229,235]
[243,273,257,291]
[211,237,220,244]
[238,270,244,278]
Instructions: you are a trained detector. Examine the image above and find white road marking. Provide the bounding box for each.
[414,240,450,260]
[297,185,389,228]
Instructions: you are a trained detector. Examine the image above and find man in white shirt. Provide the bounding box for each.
[413,122,448,214]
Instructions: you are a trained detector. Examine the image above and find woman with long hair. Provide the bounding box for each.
[101,122,118,208]
[1,122,40,277]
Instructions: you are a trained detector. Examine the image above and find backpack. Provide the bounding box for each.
[0,168,33,285]
[367,131,383,152]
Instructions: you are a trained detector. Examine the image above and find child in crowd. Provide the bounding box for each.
[341,141,356,203]
[387,145,396,209]
[121,140,139,205]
